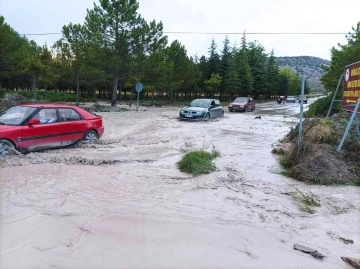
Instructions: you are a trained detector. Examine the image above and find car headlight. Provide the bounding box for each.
[229,104,232,107]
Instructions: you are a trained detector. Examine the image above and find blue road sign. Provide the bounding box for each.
[135,82,143,93]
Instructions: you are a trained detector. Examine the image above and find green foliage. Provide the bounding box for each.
[248,41,267,98]
[5,91,90,103]
[305,94,341,117]
[279,67,301,96]
[321,22,360,91]
[177,149,219,175]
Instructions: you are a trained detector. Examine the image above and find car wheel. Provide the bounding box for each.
[82,130,99,143]
[204,113,210,120]
[220,111,224,118]
[253,106,255,111]
[229,109,233,112]
[246,106,249,112]
[0,139,15,156]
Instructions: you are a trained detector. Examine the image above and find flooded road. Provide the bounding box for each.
[1,99,359,269]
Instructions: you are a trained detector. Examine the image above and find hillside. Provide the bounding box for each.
[275,56,331,92]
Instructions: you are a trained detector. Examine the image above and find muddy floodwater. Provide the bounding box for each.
[1,100,359,269]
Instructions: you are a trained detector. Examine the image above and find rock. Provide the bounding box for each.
[293,244,325,259]
[341,257,360,269]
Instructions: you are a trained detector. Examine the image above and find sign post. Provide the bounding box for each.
[135,82,143,111]
[337,61,360,152]
[298,73,306,153]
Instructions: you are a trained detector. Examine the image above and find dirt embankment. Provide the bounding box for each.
[273,112,360,184]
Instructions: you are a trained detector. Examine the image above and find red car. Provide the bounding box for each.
[228,97,255,112]
[0,103,104,155]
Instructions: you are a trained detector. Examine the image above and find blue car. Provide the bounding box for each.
[179,99,225,121]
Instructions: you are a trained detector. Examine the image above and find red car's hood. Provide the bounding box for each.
[0,124,21,138]
[230,102,247,105]
[0,124,20,131]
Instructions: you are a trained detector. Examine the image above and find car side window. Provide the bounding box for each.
[58,108,81,122]
[215,100,220,106]
[210,100,216,106]
[34,108,58,124]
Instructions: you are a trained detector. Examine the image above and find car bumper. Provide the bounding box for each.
[97,127,105,138]
[179,114,205,120]
[229,106,246,111]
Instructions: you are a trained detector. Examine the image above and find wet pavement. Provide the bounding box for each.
[0,99,359,269]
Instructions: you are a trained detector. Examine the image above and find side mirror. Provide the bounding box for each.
[27,118,40,126]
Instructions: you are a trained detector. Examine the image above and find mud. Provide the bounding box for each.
[0,99,359,269]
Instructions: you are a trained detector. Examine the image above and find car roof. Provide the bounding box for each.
[18,103,79,108]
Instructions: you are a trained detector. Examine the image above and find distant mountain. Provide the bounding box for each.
[275,56,331,92]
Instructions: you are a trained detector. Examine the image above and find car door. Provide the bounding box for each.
[208,100,218,118]
[21,108,62,151]
[57,108,88,146]
[249,98,255,110]
[214,99,222,117]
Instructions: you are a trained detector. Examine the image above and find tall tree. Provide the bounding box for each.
[235,34,253,96]
[85,0,165,106]
[57,23,87,105]
[321,22,360,91]
[248,41,267,99]
[223,46,240,99]
[219,35,231,99]
[266,49,279,98]
[206,38,220,80]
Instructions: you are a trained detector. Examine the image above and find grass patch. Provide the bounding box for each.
[279,168,292,177]
[304,119,337,144]
[355,178,360,186]
[177,149,220,175]
[293,189,320,214]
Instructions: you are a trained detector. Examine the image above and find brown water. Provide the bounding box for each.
[1,100,359,269]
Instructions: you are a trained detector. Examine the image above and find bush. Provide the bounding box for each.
[177,149,219,175]
[305,94,341,118]
[3,90,91,103]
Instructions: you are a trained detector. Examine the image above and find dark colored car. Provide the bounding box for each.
[228,97,255,112]
[179,99,224,120]
[286,96,297,103]
[298,96,308,104]
[0,103,104,156]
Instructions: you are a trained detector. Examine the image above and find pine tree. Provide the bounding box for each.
[206,38,220,80]
[219,35,231,99]
[266,49,279,98]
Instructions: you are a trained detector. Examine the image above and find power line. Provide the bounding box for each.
[20,31,349,36]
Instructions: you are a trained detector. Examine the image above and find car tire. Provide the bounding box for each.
[229,109,233,112]
[246,106,249,112]
[253,106,255,111]
[220,111,224,118]
[0,139,15,156]
[82,130,99,143]
[204,113,210,120]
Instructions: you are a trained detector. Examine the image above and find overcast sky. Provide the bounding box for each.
[1,0,359,60]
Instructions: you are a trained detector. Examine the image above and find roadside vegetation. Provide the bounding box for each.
[177,148,220,176]
[273,22,360,185]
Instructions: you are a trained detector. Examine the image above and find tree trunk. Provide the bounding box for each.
[151,72,155,105]
[76,69,80,106]
[111,73,118,106]
[45,85,48,101]
[32,72,37,100]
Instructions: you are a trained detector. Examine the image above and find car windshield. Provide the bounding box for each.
[0,106,37,126]
[189,99,210,108]
[234,97,248,103]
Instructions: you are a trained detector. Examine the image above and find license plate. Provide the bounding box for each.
[185,114,192,118]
